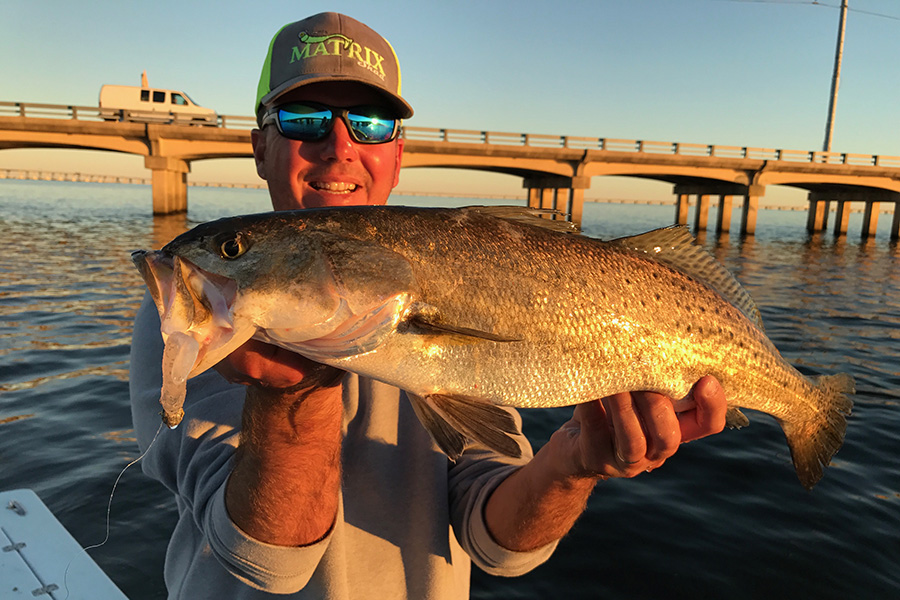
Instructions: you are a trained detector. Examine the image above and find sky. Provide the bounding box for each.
[2,0,899,203]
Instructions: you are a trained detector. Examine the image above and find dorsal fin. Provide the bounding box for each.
[609,226,765,330]
[465,205,579,234]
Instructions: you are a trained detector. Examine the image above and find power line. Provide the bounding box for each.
[713,0,900,20]
[814,1,900,20]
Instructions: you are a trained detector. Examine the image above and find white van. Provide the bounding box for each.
[98,85,218,126]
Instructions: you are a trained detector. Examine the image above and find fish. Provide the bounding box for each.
[131,205,854,489]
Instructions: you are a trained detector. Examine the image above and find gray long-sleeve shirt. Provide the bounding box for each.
[129,295,556,598]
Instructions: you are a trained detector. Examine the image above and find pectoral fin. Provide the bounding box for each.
[405,304,522,343]
[407,315,522,343]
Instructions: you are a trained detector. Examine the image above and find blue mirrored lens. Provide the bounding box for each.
[278,106,332,140]
[346,111,395,142]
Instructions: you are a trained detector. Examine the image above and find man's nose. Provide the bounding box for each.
[319,118,359,161]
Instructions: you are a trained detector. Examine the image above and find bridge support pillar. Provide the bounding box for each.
[693,195,711,231]
[808,198,837,232]
[716,195,734,233]
[740,187,763,236]
[862,202,880,238]
[834,200,851,235]
[807,199,827,232]
[524,176,590,226]
[675,194,689,225]
[892,203,900,240]
[145,156,190,214]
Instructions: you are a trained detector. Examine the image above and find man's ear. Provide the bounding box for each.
[251,128,268,180]
[392,138,405,188]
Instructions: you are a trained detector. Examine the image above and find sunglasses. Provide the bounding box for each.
[261,101,400,144]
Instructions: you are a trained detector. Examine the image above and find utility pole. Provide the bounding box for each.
[823,0,848,153]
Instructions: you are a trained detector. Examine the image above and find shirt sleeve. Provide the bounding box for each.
[204,483,335,593]
[129,293,332,592]
[446,408,559,576]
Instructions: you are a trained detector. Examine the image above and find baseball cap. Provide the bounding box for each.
[255,12,413,125]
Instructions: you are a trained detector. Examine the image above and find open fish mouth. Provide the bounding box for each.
[131,249,251,427]
[132,249,238,330]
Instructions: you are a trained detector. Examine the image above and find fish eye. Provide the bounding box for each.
[217,233,249,259]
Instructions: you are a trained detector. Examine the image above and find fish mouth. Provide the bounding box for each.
[131,248,245,376]
[132,250,237,320]
[132,249,174,310]
[132,249,255,428]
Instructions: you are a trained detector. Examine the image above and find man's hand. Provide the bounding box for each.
[557,375,727,480]
[484,376,727,551]
[215,338,344,393]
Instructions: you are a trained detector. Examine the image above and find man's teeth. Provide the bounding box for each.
[312,182,358,192]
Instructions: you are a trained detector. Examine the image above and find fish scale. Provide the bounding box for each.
[132,205,854,489]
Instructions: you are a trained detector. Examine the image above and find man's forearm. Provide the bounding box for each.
[225,384,343,546]
[484,430,600,552]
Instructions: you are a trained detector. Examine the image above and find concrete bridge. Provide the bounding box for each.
[2,101,899,238]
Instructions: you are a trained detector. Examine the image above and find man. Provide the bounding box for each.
[130,12,727,599]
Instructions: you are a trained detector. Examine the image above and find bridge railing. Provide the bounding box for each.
[0,101,257,130]
[4,101,900,169]
[398,126,900,168]
[0,101,100,120]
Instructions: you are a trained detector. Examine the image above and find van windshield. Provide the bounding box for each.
[180,92,200,106]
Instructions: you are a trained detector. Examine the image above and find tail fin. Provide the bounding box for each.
[781,373,854,489]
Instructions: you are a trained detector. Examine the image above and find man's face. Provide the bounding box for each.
[252,81,404,211]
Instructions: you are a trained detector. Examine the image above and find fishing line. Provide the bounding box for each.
[60,421,165,600]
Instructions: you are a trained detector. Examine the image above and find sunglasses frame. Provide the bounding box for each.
[261,101,400,145]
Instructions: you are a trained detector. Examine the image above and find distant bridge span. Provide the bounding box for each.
[2,101,899,238]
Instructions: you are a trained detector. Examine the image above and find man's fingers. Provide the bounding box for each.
[632,391,681,461]
[601,393,647,466]
[214,339,340,389]
[694,375,727,431]
[679,376,727,443]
